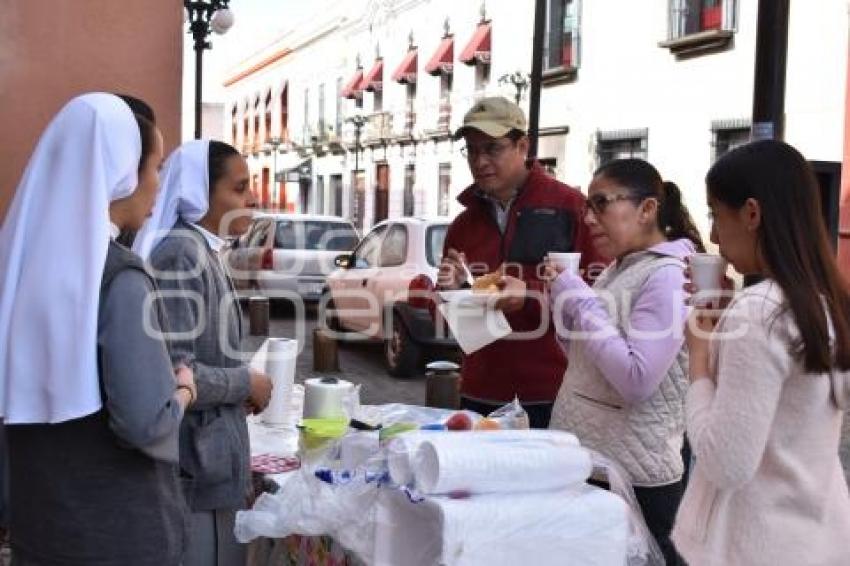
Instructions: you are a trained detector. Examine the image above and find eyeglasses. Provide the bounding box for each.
[583,193,640,216]
[460,141,514,160]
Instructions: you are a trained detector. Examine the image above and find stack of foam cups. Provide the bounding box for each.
[262,338,298,426]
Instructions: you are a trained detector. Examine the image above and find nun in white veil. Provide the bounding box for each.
[133,139,211,261]
[0,93,193,566]
[134,139,268,566]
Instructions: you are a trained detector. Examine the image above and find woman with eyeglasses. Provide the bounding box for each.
[545,158,704,565]
[671,140,850,566]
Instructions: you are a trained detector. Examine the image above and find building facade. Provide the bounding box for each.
[222,0,849,242]
[223,0,535,231]
[0,0,184,222]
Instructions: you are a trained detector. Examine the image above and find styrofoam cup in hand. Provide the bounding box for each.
[547,252,582,276]
[690,253,727,306]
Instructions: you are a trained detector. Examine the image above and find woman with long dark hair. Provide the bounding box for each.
[546,158,703,564]
[672,139,850,565]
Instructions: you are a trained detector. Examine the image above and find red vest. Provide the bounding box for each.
[443,163,605,403]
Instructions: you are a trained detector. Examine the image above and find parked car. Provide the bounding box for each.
[223,213,359,303]
[323,217,459,377]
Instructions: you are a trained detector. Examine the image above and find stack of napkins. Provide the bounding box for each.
[374,430,628,566]
[374,484,628,566]
[437,290,512,354]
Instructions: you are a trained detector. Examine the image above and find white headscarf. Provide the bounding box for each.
[133,139,210,260]
[0,93,141,424]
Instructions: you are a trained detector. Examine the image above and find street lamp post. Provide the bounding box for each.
[498,71,531,105]
[346,115,367,228]
[527,0,547,159]
[264,136,282,209]
[346,115,367,172]
[184,1,234,139]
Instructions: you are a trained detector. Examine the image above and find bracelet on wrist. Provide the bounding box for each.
[176,384,195,405]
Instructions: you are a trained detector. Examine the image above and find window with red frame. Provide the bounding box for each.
[231,105,238,145]
[264,91,272,142]
[701,0,722,30]
[544,0,579,72]
[280,85,289,142]
[253,95,261,149]
[670,0,732,39]
[243,104,250,151]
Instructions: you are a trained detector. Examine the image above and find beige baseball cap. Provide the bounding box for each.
[453,96,528,140]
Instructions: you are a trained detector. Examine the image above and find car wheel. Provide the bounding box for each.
[385,316,423,378]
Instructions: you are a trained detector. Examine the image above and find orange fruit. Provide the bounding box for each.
[474,417,501,431]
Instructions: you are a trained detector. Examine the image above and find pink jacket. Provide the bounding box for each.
[671,280,850,566]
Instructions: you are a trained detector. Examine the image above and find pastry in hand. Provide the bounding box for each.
[471,271,501,294]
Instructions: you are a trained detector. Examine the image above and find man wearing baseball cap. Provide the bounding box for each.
[437,96,605,428]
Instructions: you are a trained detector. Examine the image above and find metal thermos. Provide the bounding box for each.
[313,327,340,372]
[425,361,461,409]
[248,296,269,336]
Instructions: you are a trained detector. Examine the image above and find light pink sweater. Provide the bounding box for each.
[672,280,850,566]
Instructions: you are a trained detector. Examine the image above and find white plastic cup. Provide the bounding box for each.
[547,252,582,276]
[690,253,727,307]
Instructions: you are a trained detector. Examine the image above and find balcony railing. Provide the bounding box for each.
[364,112,393,143]
[437,97,451,131]
[392,103,417,139]
[404,110,416,135]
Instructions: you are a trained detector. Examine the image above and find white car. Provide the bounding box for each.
[223,213,359,302]
[324,217,459,377]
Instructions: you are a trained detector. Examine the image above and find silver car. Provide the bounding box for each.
[223,213,359,303]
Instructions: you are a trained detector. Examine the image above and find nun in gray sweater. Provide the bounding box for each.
[0,93,195,565]
[135,139,272,566]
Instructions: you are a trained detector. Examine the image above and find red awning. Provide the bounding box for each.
[361,59,384,92]
[424,37,454,76]
[460,23,491,65]
[341,69,364,99]
[392,49,418,84]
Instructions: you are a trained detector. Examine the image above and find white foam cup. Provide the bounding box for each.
[690,253,727,306]
[547,252,582,276]
[262,338,297,425]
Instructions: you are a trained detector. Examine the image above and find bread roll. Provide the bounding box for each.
[472,272,501,294]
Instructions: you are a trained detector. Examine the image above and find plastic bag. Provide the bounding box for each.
[377,403,480,428]
[586,449,666,566]
[298,417,348,464]
[235,464,380,564]
[486,396,530,430]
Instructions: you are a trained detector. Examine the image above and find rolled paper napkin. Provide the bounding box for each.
[387,430,443,486]
[302,377,355,419]
[262,338,298,425]
[411,430,590,495]
[389,429,574,487]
